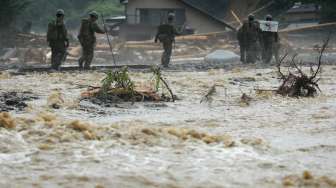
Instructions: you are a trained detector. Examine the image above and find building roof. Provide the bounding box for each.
[179,0,235,30]
[287,3,320,14]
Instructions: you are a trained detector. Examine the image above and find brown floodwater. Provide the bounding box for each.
[0,65,336,188]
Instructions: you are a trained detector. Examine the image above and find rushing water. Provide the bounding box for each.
[0,65,336,188]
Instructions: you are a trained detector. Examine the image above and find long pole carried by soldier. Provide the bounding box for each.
[101,14,117,66]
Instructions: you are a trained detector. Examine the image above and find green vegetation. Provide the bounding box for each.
[0,0,29,29]
[0,0,123,32]
[100,67,135,97]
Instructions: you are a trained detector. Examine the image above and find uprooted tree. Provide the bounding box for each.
[81,66,176,103]
[277,36,330,97]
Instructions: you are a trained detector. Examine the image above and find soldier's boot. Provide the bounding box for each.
[163,43,172,67]
[78,57,84,69]
[240,50,246,64]
[51,52,62,71]
[84,53,94,70]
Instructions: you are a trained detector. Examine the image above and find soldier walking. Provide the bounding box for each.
[155,13,179,68]
[237,14,261,64]
[47,9,69,70]
[260,15,280,64]
[78,11,105,70]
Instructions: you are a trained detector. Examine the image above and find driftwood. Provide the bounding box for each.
[277,36,330,97]
[200,84,216,103]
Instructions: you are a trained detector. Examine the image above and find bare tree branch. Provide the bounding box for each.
[311,34,331,80]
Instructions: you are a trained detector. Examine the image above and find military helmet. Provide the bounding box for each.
[56,9,65,16]
[266,14,273,21]
[168,12,175,20]
[89,11,99,19]
[248,14,255,21]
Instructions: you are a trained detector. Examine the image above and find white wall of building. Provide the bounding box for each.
[126,0,227,33]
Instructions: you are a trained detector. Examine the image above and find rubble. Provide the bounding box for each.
[0,91,38,111]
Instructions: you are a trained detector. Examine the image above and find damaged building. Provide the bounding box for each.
[118,0,259,40]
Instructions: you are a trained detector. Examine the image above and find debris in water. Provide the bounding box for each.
[47,90,64,109]
[200,84,217,103]
[282,171,336,187]
[167,128,234,146]
[0,112,16,129]
[277,36,330,97]
[69,120,90,132]
[38,143,53,150]
[69,120,97,140]
[239,93,253,107]
[81,66,176,104]
[0,91,38,111]
[303,170,314,180]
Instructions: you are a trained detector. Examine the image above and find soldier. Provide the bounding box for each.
[78,11,105,69]
[261,14,280,64]
[237,14,261,64]
[155,13,179,68]
[47,9,69,70]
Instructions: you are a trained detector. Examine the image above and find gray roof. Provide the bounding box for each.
[180,0,235,30]
[287,3,320,14]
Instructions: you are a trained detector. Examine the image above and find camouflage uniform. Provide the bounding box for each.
[237,20,261,64]
[237,24,247,63]
[261,31,279,64]
[47,19,68,70]
[261,15,280,64]
[78,16,105,69]
[155,17,179,67]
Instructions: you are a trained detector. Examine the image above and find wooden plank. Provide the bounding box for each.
[279,22,336,33]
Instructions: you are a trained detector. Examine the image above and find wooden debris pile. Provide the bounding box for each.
[81,66,176,104]
[16,33,46,47]
[277,36,330,97]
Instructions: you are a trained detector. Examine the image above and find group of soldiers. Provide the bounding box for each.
[47,9,105,70]
[47,9,279,70]
[47,9,179,70]
[237,14,280,64]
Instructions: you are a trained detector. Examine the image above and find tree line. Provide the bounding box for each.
[0,0,123,32]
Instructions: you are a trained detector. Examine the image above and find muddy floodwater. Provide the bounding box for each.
[0,65,336,188]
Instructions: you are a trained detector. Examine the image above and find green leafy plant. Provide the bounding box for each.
[151,66,162,92]
[100,66,135,96]
[151,66,176,101]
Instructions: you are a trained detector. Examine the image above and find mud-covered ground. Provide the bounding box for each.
[0,63,336,188]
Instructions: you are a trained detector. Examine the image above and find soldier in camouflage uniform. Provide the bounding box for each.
[47,9,69,70]
[237,14,261,64]
[78,11,105,69]
[155,13,179,68]
[261,15,280,64]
